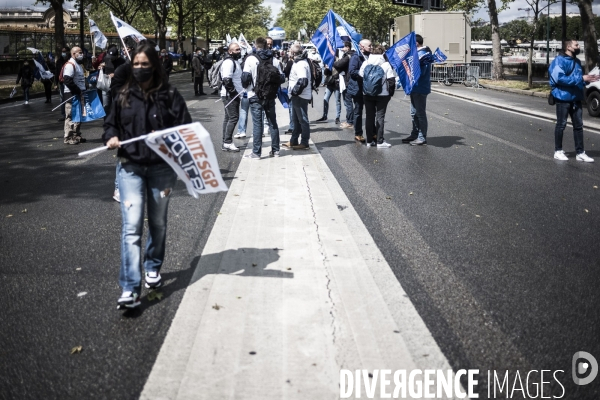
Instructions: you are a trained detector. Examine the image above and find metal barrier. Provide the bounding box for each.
[430,62,493,85]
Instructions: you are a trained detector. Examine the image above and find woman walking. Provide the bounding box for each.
[16,61,34,105]
[359,45,396,148]
[103,42,192,309]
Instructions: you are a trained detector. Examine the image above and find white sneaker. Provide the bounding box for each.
[576,152,594,163]
[554,150,568,161]
[113,189,120,203]
[222,142,240,152]
[377,141,392,148]
[24,101,28,105]
[234,132,247,139]
[367,141,377,147]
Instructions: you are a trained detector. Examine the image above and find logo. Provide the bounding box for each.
[572,351,598,385]
[394,43,410,60]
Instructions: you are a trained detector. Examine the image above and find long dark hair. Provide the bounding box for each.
[119,42,166,108]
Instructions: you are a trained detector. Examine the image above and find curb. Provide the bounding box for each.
[431,87,600,134]
[480,84,549,98]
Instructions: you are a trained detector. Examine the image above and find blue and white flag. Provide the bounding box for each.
[311,10,342,69]
[433,47,447,63]
[110,12,146,44]
[71,90,106,122]
[332,11,361,54]
[89,19,108,49]
[385,32,421,95]
[33,51,53,81]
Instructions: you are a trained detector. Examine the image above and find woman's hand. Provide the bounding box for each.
[106,137,121,149]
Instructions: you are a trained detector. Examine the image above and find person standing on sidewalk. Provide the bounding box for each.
[550,39,600,162]
[192,49,206,96]
[16,60,34,105]
[241,37,285,159]
[221,43,243,152]
[405,35,434,146]
[283,43,312,151]
[62,46,87,145]
[359,45,396,148]
[347,39,371,143]
[103,42,192,309]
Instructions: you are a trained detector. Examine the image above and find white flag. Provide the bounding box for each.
[144,122,228,197]
[110,12,147,44]
[89,19,108,49]
[33,59,54,80]
[238,33,249,55]
[226,34,232,44]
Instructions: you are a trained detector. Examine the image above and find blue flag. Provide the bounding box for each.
[71,90,106,123]
[433,47,447,63]
[311,10,341,69]
[385,32,421,95]
[332,11,362,55]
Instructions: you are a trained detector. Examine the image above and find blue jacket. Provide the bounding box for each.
[549,54,585,102]
[412,47,434,95]
[347,52,366,96]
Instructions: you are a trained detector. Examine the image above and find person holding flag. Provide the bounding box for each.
[406,34,434,146]
[62,47,87,144]
[103,42,192,309]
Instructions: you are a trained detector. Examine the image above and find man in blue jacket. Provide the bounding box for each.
[550,39,599,162]
[405,34,435,146]
[347,39,372,143]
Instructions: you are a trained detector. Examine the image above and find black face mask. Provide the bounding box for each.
[363,50,371,56]
[572,48,581,56]
[133,67,153,83]
[231,52,242,60]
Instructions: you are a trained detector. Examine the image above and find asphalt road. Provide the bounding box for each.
[1,74,599,399]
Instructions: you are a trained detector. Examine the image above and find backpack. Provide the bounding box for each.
[307,59,322,93]
[362,64,385,96]
[58,61,75,83]
[254,55,283,101]
[208,59,224,89]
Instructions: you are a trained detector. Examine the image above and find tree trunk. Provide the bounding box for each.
[51,0,65,53]
[487,0,505,80]
[176,4,184,53]
[578,0,599,73]
[528,38,534,88]
[159,27,167,50]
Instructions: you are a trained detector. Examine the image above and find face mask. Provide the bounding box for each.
[232,52,242,60]
[133,67,153,83]
[76,55,84,63]
[61,52,67,58]
[572,48,581,56]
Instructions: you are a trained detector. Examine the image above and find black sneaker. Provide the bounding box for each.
[117,291,141,309]
[74,136,86,143]
[315,116,327,122]
[401,135,418,143]
[145,271,162,289]
[269,150,280,157]
[335,118,340,124]
[285,129,293,134]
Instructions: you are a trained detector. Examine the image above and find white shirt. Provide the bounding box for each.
[242,53,283,99]
[358,54,396,96]
[289,59,312,101]
[219,58,244,97]
[62,58,86,94]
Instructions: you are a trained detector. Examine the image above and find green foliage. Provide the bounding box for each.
[276,0,414,44]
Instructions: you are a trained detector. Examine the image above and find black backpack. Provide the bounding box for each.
[253,55,283,101]
[308,59,323,93]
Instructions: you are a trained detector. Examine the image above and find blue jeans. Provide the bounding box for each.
[323,87,341,119]
[23,86,30,102]
[555,100,584,154]
[343,90,354,124]
[249,99,280,155]
[238,96,249,134]
[351,92,363,135]
[290,96,310,146]
[410,93,428,140]
[288,104,295,132]
[117,160,177,294]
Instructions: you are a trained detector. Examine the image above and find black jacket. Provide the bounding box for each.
[55,56,67,85]
[162,55,173,75]
[16,65,34,87]
[104,56,125,75]
[110,62,131,100]
[103,84,192,165]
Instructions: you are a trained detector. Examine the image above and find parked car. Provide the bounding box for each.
[586,79,600,117]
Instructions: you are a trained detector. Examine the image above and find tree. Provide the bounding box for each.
[148,0,170,49]
[578,0,599,73]
[39,0,66,53]
[520,0,555,88]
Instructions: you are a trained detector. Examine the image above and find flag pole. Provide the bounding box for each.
[78,131,164,157]
[52,95,75,111]
[110,12,131,60]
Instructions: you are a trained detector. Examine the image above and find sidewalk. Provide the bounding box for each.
[139,107,455,399]
[431,84,600,133]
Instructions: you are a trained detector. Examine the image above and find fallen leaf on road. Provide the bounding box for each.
[77,292,87,297]
[477,143,482,146]
[287,268,292,270]
[585,209,589,213]
[386,196,392,199]
[70,346,83,354]
[53,138,57,140]
[148,291,163,301]
[594,186,598,189]
[21,209,27,213]
[538,129,542,131]
[47,144,52,147]
[41,227,46,230]
[475,215,481,218]
[76,268,81,271]
[409,192,414,195]
[237,297,242,299]
[212,304,222,310]
[252,263,257,267]
[6,214,12,218]
[444,113,448,115]
[471,146,475,149]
